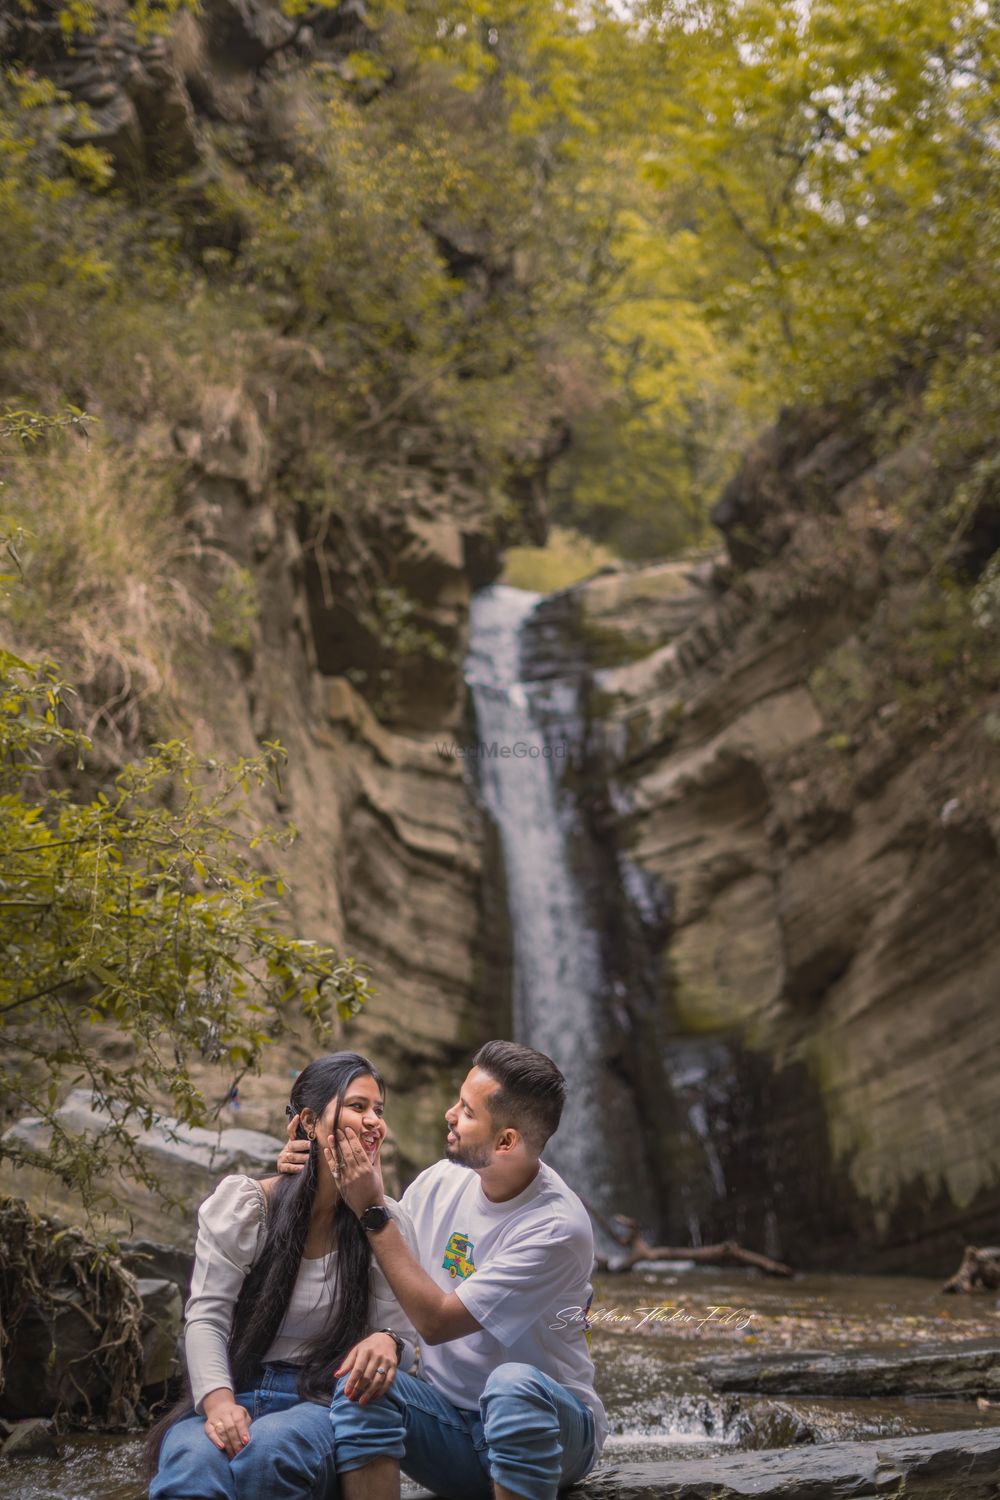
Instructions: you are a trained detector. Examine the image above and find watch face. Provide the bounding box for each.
[362,1205,390,1232]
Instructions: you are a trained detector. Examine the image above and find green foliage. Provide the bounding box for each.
[0,654,373,1217]
[2,0,999,739]
[29,0,197,44]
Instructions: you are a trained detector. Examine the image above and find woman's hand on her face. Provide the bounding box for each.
[335,1332,398,1405]
[202,1389,251,1457]
[324,1125,383,1215]
[276,1113,311,1174]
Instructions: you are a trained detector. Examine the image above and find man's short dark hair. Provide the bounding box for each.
[472,1040,566,1154]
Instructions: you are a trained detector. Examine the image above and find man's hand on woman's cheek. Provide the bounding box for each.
[276,1112,311,1173]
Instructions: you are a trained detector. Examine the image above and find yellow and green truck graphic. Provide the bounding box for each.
[442,1231,476,1280]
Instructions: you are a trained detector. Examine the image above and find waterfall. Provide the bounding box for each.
[465,576,788,1261]
[466,583,618,1212]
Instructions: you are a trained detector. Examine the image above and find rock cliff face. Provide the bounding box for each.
[555,406,1000,1273]
[148,387,517,1195]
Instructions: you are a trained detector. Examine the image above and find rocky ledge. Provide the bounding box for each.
[697,1339,1000,1398]
[574,1426,1000,1498]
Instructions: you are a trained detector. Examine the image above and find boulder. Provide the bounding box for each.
[137,1278,183,1390]
[120,1241,195,1297]
[1,1092,283,1248]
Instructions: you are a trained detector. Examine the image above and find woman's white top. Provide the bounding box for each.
[183,1173,419,1411]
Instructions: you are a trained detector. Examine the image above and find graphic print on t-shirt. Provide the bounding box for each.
[442,1230,476,1280]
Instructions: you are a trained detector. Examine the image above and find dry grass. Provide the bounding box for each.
[1,431,250,756]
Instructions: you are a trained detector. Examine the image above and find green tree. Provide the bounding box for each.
[1,404,371,1214]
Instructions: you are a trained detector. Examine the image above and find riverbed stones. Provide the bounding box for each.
[696,1338,1000,1398]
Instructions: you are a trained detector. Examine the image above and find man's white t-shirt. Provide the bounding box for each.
[400,1157,608,1456]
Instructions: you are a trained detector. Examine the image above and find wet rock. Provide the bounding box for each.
[573,1424,1000,1497]
[0,1287,104,1421]
[725,1399,818,1448]
[120,1240,194,1297]
[0,1418,58,1460]
[137,1278,183,1390]
[697,1338,1000,1398]
[410,1427,1000,1497]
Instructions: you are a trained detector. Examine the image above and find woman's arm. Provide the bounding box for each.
[182,1174,266,1449]
[367,1196,421,1373]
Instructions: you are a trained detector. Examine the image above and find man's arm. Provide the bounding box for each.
[330,1127,481,1346]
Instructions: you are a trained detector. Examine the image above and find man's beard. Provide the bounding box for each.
[445,1138,493,1170]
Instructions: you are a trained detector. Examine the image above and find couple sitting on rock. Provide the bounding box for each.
[147,1040,606,1500]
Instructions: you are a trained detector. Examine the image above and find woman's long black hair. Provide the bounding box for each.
[145,1051,384,1477]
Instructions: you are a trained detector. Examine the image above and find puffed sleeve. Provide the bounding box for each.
[182,1174,267,1413]
[366,1195,420,1374]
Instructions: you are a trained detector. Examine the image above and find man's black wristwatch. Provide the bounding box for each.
[359,1203,391,1234]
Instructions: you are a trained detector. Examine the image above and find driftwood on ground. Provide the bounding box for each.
[942,1245,1000,1294]
[584,1205,794,1277]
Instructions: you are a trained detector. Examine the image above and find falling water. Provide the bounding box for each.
[466,583,619,1210]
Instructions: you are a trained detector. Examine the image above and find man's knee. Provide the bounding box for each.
[480,1363,558,1438]
[482,1363,553,1404]
[332,1374,406,1472]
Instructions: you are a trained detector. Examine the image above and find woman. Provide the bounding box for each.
[147,1051,418,1500]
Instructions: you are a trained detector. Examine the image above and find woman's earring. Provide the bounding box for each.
[307,1130,315,1141]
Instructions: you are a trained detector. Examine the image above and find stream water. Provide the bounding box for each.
[9,1265,1000,1498]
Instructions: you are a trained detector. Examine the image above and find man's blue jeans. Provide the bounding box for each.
[332,1362,597,1500]
[150,1362,337,1500]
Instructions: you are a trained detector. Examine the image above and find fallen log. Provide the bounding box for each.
[942,1244,1000,1294]
[584,1206,794,1278]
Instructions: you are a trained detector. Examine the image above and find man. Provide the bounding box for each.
[280,1040,606,1500]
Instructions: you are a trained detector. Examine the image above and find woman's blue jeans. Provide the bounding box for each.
[150,1362,337,1500]
[332,1361,597,1500]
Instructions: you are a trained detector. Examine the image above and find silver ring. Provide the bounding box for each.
[375,1366,387,1375]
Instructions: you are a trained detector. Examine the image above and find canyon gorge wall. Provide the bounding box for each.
[548,404,1000,1274]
